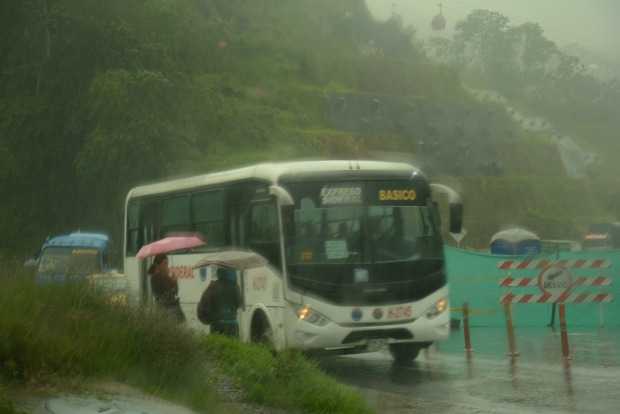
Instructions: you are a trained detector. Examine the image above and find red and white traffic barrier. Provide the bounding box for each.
[498,259,611,270]
[498,258,613,360]
[500,292,613,305]
[500,276,612,288]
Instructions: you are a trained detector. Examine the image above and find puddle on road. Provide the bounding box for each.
[33,395,198,414]
[15,384,199,414]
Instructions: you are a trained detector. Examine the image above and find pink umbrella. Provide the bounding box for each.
[137,234,206,260]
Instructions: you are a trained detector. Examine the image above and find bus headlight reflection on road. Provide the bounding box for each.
[296,305,330,326]
[425,297,448,319]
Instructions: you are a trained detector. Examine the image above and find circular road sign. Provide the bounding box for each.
[538,264,573,295]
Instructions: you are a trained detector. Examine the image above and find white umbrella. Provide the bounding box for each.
[193,250,268,271]
[491,228,540,244]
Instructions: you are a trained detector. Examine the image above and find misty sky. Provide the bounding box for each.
[366,0,620,63]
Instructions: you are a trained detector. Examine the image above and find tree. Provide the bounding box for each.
[509,22,556,82]
[453,9,513,79]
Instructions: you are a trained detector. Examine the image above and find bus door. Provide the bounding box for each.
[241,201,280,307]
[239,200,286,344]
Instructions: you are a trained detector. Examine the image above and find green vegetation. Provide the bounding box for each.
[204,336,372,414]
[427,9,620,179]
[1,1,618,252]
[0,266,371,413]
[0,390,23,414]
[421,9,620,245]
[1,0,542,257]
[1,0,459,255]
[0,268,216,410]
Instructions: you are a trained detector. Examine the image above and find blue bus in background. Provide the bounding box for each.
[36,231,127,302]
[36,232,114,284]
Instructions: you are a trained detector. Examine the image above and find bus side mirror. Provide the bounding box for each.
[269,185,294,206]
[430,183,463,235]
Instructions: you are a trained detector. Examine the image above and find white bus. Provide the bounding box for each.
[124,160,462,363]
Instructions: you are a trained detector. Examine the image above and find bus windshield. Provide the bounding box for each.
[284,181,442,265]
[38,247,102,276]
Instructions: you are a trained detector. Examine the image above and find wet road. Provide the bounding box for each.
[319,327,620,413]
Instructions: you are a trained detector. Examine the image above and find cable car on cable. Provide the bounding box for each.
[431,3,446,31]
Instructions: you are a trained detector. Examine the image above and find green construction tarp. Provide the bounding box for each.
[445,246,620,327]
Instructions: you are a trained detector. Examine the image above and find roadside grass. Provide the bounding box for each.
[204,335,373,414]
[0,267,216,410]
[0,389,23,414]
[0,266,373,414]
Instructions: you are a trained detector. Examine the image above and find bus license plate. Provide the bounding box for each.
[387,305,412,320]
[367,339,387,351]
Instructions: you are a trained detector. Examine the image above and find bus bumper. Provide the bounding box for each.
[285,289,450,352]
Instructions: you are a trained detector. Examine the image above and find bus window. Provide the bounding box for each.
[248,203,281,269]
[367,205,437,262]
[126,199,158,255]
[161,195,191,236]
[126,201,141,255]
[141,200,159,247]
[192,191,226,246]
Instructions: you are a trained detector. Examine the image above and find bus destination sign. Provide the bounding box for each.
[320,185,362,205]
[378,189,417,202]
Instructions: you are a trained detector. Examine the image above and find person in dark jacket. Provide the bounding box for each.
[197,267,241,336]
[148,254,185,323]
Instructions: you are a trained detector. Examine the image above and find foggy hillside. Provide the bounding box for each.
[366,0,620,65]
[1,0,619,256]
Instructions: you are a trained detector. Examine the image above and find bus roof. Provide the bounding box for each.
[127,160,420,199]
[43,232,109,250]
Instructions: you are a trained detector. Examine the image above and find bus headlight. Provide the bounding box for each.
[295,305,330,326]
[425,297,448,319]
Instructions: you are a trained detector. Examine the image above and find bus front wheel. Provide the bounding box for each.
[389,342,424,364]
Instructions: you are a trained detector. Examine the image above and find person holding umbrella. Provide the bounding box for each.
[137,234,206,324]
[148,254,185,323]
